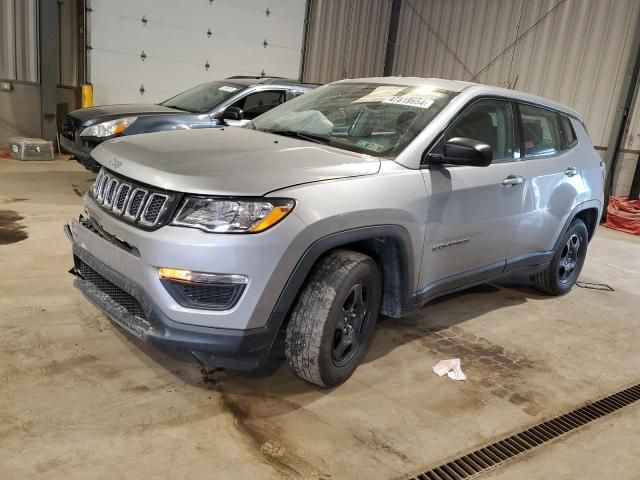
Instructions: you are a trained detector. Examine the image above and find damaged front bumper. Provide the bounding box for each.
[65,223,279,370]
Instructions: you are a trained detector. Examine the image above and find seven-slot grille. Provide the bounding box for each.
[91,168,170,227]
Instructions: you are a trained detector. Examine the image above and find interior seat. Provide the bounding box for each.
[448,111,498,153]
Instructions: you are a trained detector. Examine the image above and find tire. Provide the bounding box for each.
[73,155,100,173]
[534,218,588,296]
[285,249,382,388]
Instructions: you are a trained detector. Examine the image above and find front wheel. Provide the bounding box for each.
[285,250,382,388]
[534,218,588,295]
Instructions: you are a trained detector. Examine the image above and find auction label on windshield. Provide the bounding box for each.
[219,86,239,92]
[355,139,385,152]
[382,95,434,109]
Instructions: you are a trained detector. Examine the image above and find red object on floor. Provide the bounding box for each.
[603,196,640,235]
[0,150,11,159]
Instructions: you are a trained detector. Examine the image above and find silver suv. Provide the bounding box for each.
[66,77,604,387]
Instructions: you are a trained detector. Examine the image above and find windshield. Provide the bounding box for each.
[160,81,243,113]
[252,82,456,157]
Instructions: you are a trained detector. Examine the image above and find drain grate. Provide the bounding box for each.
[409,383,640,480]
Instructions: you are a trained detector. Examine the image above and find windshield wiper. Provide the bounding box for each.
[262,129,330,145]
[160,104,196,113]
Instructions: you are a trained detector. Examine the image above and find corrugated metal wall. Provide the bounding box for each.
[303,0,392,83]
[394,0,522,87]
[393,0,640,149]
[0,0,39,83]
[389,0,640,195]
[302,0,640,194]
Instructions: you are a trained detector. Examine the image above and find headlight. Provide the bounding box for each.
[80,117,138,138]
[172,198,295,233]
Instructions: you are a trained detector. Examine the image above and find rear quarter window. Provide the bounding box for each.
[519,104,562,158]
[559,115,578,148]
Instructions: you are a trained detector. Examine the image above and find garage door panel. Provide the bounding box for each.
[91,13,141,54]
[89,0,306,106]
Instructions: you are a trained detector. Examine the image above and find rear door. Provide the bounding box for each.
[507,104,584,269]
[419,98,527,294]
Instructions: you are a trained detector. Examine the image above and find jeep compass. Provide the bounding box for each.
[66,77,604,387]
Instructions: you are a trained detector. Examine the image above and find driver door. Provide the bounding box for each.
[225,89,287,126]
[419,99,527,295]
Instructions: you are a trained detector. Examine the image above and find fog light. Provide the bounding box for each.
[158,267,248,285]
[159,267,247,310]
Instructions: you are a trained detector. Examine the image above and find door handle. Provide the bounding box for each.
[565,166,579,177]
[502,175,524,186]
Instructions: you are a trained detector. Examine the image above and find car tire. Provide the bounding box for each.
[74,156,100,173]
[534,218,589,296]
[285,249,382,388]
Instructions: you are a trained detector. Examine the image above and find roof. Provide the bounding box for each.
[336,76,582,120]
[224,76,317,88]
[338,76,477,92]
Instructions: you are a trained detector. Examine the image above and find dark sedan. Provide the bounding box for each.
[61,76,316,171]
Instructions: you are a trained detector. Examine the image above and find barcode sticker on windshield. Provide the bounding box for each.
[382,96,434,109]
[356,140,385,152]
[219,86,239,92]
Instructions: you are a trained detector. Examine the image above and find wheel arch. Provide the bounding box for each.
[265,225,415,336]
[553,200,602,252]
[574,206,599,241]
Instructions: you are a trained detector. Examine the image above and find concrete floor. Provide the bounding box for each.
[1,157,639,480]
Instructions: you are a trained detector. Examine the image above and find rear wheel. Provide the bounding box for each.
[534,218,588,295]
[285,250,381,387]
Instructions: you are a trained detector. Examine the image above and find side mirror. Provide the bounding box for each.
[217,106,243,122]
[429,137,492,167]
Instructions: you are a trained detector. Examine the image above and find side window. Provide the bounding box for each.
[231,90,286,120]
[559,115,577,149]
[520,104,562,158]
[445,99,516,162]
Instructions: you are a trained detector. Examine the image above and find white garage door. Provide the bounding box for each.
[88,0,307,105]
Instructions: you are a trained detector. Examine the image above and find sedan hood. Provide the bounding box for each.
[70,104,185,124]
[92,127,381,196]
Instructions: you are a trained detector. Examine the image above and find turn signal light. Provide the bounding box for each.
[159,267,192,282]
[249,205,294,233]
[113,124,129,135]
[159,267,248,285]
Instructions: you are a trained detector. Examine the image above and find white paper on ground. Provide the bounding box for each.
[432,358,467,381]
[447,367,467,381]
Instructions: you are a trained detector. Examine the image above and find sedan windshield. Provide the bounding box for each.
[160,81,242,113]
[252,82,456,157]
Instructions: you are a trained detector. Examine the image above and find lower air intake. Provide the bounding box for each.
[75,257,146,319]
[161,280,245,311]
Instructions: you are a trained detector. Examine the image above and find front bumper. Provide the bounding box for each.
[60,134,96,163]
[69,233,277,369]
[65,195,312,369]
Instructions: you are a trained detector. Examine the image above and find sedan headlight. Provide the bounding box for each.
[80,117,138,138]
[172,198,295,233]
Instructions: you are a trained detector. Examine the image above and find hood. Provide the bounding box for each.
[91,128,381,196]
[69,104,186,124]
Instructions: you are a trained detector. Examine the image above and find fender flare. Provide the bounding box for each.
[264,225,415,332]
[552,199,602,252]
